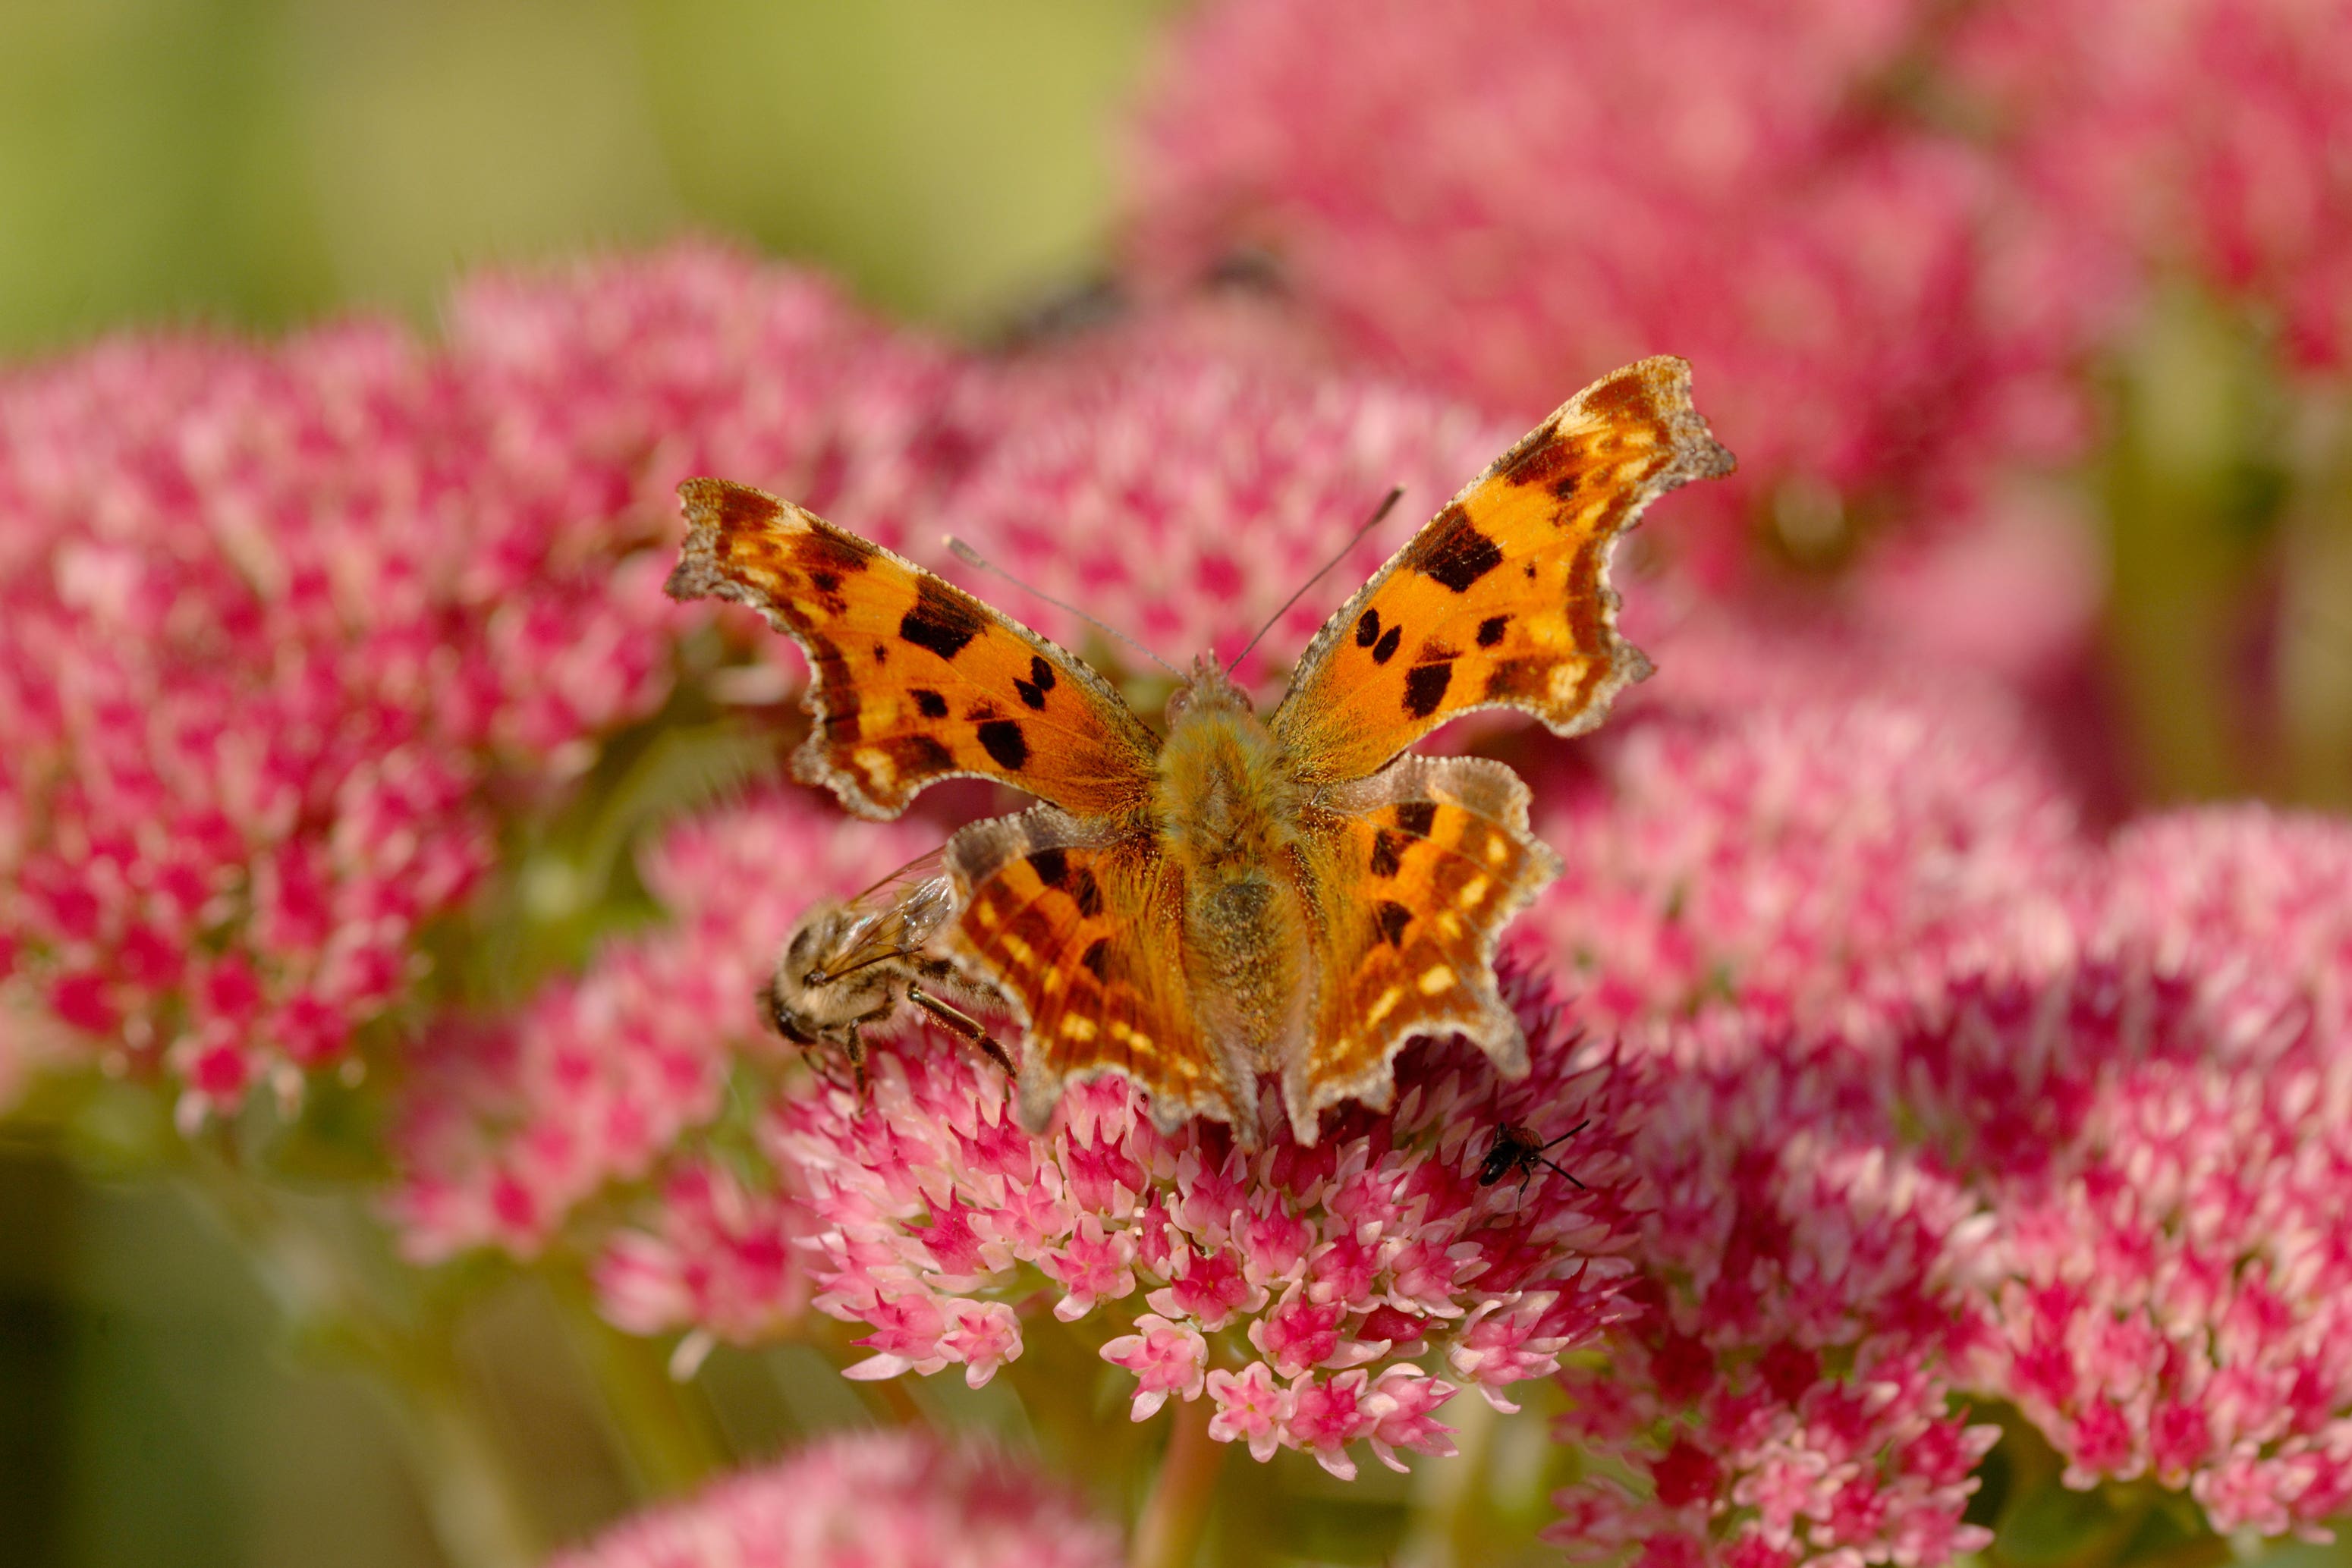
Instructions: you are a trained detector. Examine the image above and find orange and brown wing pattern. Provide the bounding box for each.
[1270,357,1734,784]
[668,479,1161,819]
[1288,756,1561,1125]
[944,808,1232,1134]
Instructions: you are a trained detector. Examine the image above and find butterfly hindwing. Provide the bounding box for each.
[669,479,1161,819]
[1270,357,1734,783]
[1291,756,1561,1124]
[945,808,1236,1133]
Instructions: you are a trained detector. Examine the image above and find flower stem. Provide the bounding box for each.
[1130,1396,1225,1568]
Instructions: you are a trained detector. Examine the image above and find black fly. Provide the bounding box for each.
[1476,1118,1590,1202]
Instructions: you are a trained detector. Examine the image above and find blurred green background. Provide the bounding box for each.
[0,4,1174,1565]
[0,0,1173,357]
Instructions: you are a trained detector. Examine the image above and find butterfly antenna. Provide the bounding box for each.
[945,538,1184,679]
[1226,485,1406,675]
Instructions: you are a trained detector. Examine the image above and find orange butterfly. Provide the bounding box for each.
[668,357,1734,1144]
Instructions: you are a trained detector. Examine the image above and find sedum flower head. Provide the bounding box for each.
[758,967,1640,1478]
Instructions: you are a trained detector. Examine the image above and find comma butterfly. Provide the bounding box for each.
[669,357,1734,1143]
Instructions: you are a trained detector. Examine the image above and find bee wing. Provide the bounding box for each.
[813,853,961,982]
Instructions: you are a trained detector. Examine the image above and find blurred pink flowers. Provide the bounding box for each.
[0,248,954,1119]
[547,1431,1121,1568]
[1130,0,2108,584]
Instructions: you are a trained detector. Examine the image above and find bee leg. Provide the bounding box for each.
[907,986,1014,1076]
[1515,1164,1534,1206]
[842,1029,870,1096]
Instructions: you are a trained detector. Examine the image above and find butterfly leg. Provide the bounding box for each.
[907,985,1015,1075]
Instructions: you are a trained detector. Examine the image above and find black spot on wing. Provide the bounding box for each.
[1373,901,1413,947]
[1071,867,1102,919]
[900,578,987,659]
[1477,616,1509,647]
[1405,506,1505,592]
[1482,658,1545,701]
[1403,661,1454,718]
[1079,937,1110,979]
[1013,655,1056,712]
[711,485,782,533]
[1373,625,1403,665]
[1369,829,1404,879]
[872,642,889,665]
[913,689,949,718]
[1027,847,1068,887]
[1355,609,1382,648]
[882,733,956,778]
[977,719,1030,771]
[1395,801,1438,838]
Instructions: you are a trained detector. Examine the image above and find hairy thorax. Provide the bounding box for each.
[1154,663,1315,1072]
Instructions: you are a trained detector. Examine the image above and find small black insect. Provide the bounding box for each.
[1476,1118,1591,1201]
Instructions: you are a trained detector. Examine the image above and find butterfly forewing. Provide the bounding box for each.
[668,479,1161,819]
[1270,357,1734,784]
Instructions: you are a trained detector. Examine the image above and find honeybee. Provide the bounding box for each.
[761,853,1011,1083]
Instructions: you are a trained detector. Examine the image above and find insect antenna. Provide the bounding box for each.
[1539,1118,1591,1152]
[945,538,1184,679]
[1226,485,1407,675]
[813,946,922,985]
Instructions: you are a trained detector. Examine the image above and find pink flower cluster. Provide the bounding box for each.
[1130,0,2108,583]
[547,1431,1121,1568]
[1939,812,2352,1535]
[1537,699,2352,1557]
[757,969,1637,1478]
[0,247,956,1120]
[1520,608,2084,1042]
[1952,0,2352,370]
[1552,1036,1999,1568]
[766,973,1637,1476]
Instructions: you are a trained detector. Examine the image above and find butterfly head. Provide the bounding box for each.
[1163,653,1254,728]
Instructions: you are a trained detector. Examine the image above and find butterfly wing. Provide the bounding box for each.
[1288,756,1561,1130]
[945,808,1246,1135]
[1269,357,1734,783]
[669,479,1161,819]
